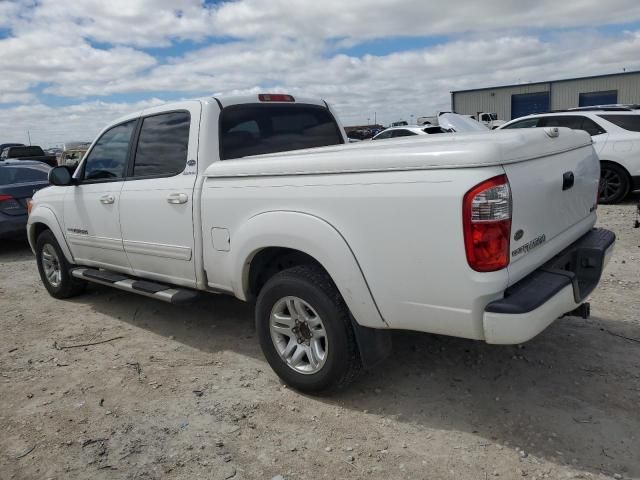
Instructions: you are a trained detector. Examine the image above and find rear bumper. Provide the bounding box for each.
[631,175,640,192]
[0,214,28,238]
[483,228,615,344]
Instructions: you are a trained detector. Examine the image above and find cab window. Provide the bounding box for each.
[82,120,136,181]
[131,111,190,178]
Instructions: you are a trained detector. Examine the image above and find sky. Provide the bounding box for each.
[1,0,640,147]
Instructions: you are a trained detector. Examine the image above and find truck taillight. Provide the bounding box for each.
[462,174,512,272]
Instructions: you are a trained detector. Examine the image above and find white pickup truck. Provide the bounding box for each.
[28,93,615,392]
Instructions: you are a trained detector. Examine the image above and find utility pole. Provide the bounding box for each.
[374,112,377,125]
[27,130,32,145]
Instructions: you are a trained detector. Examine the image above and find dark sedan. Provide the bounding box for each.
[0,160,51,239]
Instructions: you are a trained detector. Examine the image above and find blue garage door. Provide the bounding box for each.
[511,92,550,119]
[579,90,618,107]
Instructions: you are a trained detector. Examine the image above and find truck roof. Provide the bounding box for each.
[111,94,328,126]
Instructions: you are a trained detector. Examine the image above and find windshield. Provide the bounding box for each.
[219,104,344,160]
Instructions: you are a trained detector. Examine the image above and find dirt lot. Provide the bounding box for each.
[1,198,639,480]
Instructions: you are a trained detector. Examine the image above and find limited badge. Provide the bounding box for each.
[512,234,546,257]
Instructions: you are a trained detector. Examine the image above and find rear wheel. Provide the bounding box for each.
[255,265,361,392]
[599,163,630,204]
[36,230,86,299]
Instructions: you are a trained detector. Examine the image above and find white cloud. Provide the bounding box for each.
[0,99,166,146]
[1,0,640,144]
[0,25,157,101]
[211,0,640,40]
[8,0,216,47]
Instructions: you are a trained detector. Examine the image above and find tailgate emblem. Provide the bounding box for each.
[512,234,546,257]
[514,229,524,241]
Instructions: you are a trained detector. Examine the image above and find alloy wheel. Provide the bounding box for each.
[269,296,328,374]
[41,243,62,288]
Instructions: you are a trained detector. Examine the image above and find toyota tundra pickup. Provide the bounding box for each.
[28,93,615,392]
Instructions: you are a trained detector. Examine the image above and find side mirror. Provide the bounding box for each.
[49,166,74,186]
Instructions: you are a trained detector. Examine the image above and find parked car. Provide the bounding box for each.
[59,146,89,168]
[0,142,25,152]
[498,107,640,203]
[29,93,614,392]
[372,125,449,139]
[373,114,487,140]
[0,160,51,239]
[477,112,506,129]
[0,145,57,167]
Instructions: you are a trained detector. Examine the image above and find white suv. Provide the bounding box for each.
[499,107,640,203]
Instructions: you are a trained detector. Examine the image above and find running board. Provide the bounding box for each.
[71,268,200,305]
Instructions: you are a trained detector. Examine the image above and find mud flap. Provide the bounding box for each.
[350,315,392,369]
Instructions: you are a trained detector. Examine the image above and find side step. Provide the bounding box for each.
[71,268,200,305]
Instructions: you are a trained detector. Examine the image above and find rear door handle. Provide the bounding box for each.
[167,193,188,204]
[99,194,115,204]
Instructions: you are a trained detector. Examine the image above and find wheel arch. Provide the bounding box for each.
[600,159,632,177]
[230,211,387,329]
[27,206,74,263]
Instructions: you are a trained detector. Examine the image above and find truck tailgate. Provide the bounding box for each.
[503,129,600,285]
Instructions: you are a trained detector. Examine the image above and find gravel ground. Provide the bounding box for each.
[1,197,639,480]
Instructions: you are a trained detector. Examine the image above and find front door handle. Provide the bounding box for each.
[100,194,115,204]
[167,193,188,204]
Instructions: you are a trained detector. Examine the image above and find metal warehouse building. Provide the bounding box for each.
[451,70,640,121]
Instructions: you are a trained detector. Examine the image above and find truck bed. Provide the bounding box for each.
[204,128,592,176]
[202,127,599,340]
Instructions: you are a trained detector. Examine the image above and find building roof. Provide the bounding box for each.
[451,70,640,94]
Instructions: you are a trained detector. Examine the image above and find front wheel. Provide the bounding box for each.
[36,230,86,299]
[599,163,630,204]
[255,265,361,392]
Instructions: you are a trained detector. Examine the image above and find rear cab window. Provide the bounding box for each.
[219,104,344,160]
[598,114,640,132]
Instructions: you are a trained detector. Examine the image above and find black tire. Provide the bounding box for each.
[36,229,87,299]
[599,162,630,204]
[255,265,361,393]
